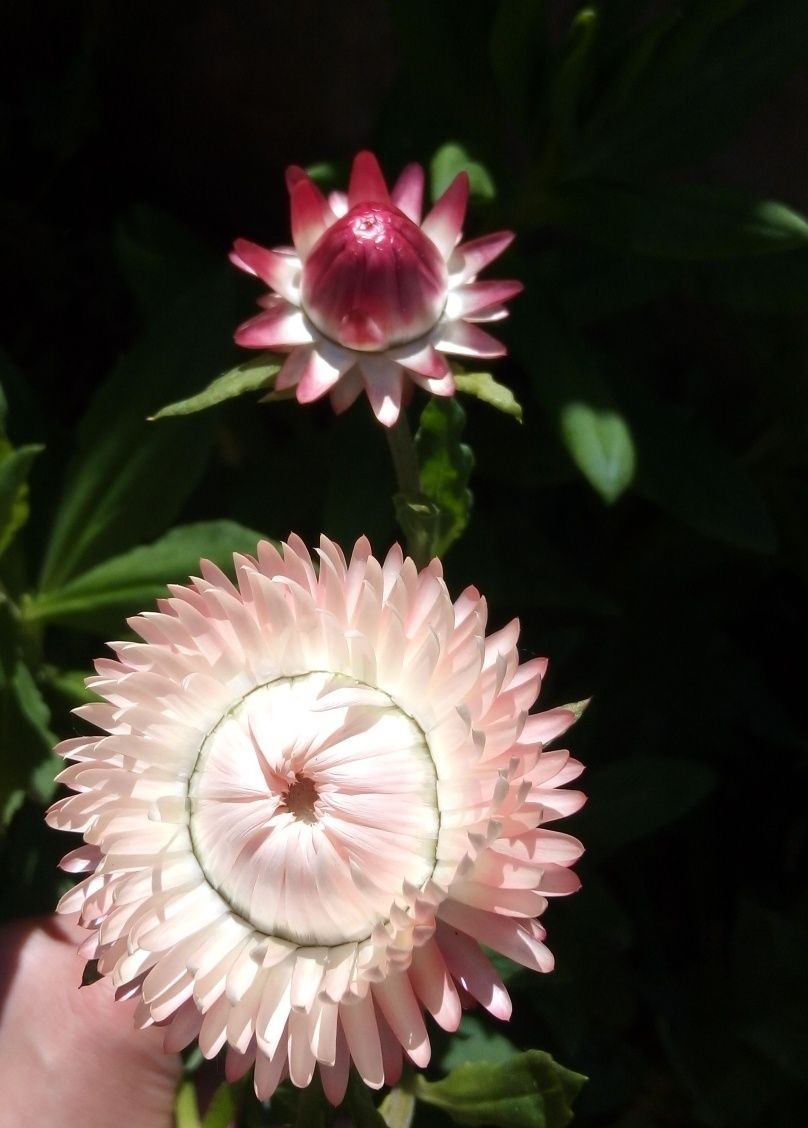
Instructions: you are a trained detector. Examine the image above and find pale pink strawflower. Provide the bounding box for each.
[48,536,584,1104]
[230,152,523,425]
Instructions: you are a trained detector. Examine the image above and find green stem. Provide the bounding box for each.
[385,412,433,568]
[385,411,421,497]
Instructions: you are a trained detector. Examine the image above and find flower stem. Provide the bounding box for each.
[385,412,434,568]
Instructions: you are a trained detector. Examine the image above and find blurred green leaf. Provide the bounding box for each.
[431,142,496,202]
[490,0,547,129]
[415,398,474,557]
[573,757,717,852]
[615,375,777,553]
[115,204,215,324]
[454,370,523,421]
[0,603,56,825]
[541,182,808,261]
[697,248,808,313]
[200,1083,237,1128]
[39,268,244,592]
[544,6,598,168]
[378,1087,416,1128]
[343,1073,387,1127]
[43,667,99,706]
[441,1014,520,1071]
[525,316,635,503]
[150,353,281,419]
[26,520,268,633]
[413,1050,586,1127]
[0,442,43,558]
[578,0,808,175]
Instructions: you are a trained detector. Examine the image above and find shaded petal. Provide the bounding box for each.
[422,172,469,260]
[290,178,336,259]
[329,368,364,415]
[391,163,425,223]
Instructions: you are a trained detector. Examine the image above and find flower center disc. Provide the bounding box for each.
[188,672,439,946]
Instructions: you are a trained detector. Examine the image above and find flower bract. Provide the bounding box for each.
[231,152,523,425]
[48,536,584,1104]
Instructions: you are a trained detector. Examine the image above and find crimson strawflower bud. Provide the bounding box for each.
[230,151,523,426]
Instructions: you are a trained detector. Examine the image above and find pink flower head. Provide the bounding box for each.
[48,536,584,1105]
[231,152,523,425]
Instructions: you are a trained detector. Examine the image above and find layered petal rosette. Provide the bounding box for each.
[231,152,522,425]
[48,536,584,1104]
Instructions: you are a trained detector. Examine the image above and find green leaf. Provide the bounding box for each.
[526,316,635,503]
[578,0,808,175]
[415,398,474,557]
[0,443,43,557]
[174,1079,202,1128]
[39,267,244,592]
[572,757,716,853]
[413,1050,586,1127]
[26,520,268,633]
[490,0,547,128]
[544,6,599,168]
[615,375,777,553]
[0,603,57,825]
[344,1073,388,1128]
[200,1083,237,1128]
[431,143,496,202]
[150,353,282,419]
[541,182,808,261]
[441,1015,520,1071]
[378,1087,416,1128]
[454,371,523,421]
[115,204,215,324]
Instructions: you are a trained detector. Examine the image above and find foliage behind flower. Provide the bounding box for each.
[48,535,583,1103]
[231,151,522,425]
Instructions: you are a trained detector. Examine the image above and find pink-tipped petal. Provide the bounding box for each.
[290,179,336,259]
[358,356,404,427]
[348,151,391,207]
[285,164,308,192]
[450,230,515,284]
[275,347,313,391]
[450,279,524,318]
[422,171,470,260]
[391,163,425,223]
[392,342,451,380]
[296,346,352,404]
[234,306,314,350]
[434,320,506,358]
[230,239,301,303]
[328,369,364,415]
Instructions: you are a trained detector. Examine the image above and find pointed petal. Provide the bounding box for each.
[449,231,515,284]
[359,356,404,427]
[392,342,451,380]
[275,347,313,390]
[290,178,335,259]
[392,163,425,223]
[297,345,352,403]
[434,320,506,358]
[407,370,456,396]
[422,171,469,260]
[230,239,301,303]
[234,306,313,350]
[329,368,363,415]
[348,151,391,207]
[447,279,523,319]
[285,164,308,192]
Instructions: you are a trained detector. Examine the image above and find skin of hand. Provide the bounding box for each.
[0,915,182,1128]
